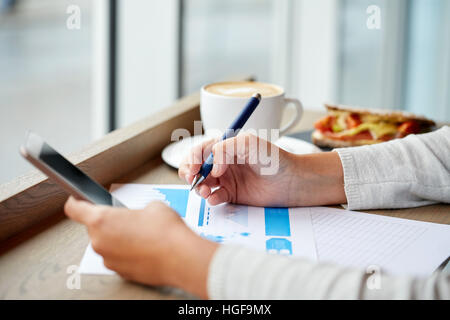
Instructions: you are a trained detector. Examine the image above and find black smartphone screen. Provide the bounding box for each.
[38,143,122,207]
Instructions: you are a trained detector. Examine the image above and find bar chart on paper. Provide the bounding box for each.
[196,200,251,243]
[264,208,292,255]
[226,205,249,227]
[79,184,315,274]
[109,184,190,217]
[193,197,315,259]
[79,184,450,278]
[154,188,190,217]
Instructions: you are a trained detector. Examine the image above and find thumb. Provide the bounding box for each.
[64,196,102,226]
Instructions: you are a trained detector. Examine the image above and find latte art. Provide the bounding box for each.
[205,81,283,98]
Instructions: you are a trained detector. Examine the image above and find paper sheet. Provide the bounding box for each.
[79,184,450,277]
[79,184,317,274]
[308,207,450,276]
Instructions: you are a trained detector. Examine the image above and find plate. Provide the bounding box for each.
[275,136,322,155]
[161,134,322,169]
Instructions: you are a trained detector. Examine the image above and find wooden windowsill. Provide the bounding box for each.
[0,92,203,243]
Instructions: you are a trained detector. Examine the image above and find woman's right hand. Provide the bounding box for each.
[178,133,347,208]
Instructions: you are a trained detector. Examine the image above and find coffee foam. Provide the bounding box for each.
[205,81,283,98]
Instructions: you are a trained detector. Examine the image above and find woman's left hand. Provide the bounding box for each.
[64,196,218,298]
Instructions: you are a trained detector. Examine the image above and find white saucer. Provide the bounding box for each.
[274,136,322,155]
[161,135,322,169]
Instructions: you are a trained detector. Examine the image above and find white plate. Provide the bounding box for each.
[161,135,322,169]
[274,136,322,155]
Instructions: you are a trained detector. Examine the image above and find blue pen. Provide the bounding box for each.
[190,93,262,191]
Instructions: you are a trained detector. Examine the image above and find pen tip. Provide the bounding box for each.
[190,176,198,191]
[190,175,205,191]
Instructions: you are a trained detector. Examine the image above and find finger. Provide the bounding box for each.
[211,138,234,166]
[211,133,257,169]
[64,196,102,226]
[179,138,217,182]
[143,199,177,214]
[208,187,231,206]
[104,259,150,284]
[211,163,229,178]
[202,175,220,188]
[210,139,236,178]
[102,258,135,280]
[178,154,201,183]
[193,175,220,199]
[196,184,211,199]
[178,143,203,181]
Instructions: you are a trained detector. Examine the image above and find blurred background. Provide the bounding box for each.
[1,0,449,184]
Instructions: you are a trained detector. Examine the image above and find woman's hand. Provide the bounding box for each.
[179,133,347,207]
[64,197,218,299]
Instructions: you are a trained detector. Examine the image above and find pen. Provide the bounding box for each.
[190,93,262,191]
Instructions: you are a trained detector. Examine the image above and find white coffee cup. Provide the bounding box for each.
[200,81,303,139]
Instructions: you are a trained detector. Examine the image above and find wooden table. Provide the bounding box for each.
[0,104,448,299]
[0,157,195,299]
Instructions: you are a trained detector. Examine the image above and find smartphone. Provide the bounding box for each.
[20,131,126,207]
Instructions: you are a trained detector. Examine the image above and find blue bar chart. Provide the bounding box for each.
[264,208,292,255]
[266,238,293,255]
[155,188,189,217]
[264,207,291,236]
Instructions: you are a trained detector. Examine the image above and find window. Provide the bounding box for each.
[403,0,450,120]
[115,0,281,128]
[337,0,450,121]
[0,0,95,184]
[181,0,275,95]
[2,0,448,185]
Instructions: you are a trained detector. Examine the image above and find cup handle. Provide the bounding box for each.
[279,98,304,136]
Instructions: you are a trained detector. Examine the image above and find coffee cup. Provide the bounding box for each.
[200,81,303,139]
